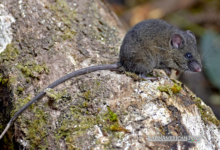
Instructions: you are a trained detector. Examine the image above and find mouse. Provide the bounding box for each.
[0,19,202,139]
[120,19,202,78]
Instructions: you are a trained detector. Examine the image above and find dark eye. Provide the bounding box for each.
[185,53,193,59]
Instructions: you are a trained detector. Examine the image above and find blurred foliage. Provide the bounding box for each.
[200,31,220,90]
[108,0,220,32]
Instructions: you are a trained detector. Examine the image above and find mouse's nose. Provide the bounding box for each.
[188,60,202,72]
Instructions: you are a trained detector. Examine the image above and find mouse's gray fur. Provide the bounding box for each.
[120,19,202,76]
[0,19,202,139]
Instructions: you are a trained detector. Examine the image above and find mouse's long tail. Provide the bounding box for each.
[0,63,121,140]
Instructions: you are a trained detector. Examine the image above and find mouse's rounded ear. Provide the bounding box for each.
[186,30,196,41]
[171,34,184,49]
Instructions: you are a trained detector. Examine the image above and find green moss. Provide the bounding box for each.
[83,90,91,100]
[0,73,8,85]
[170,84,182,94]
[9,95,50,148]
[17,63,49,78]
[1,79,8,84]
[11,96,49,149]
[171,79,182,85]
[33,64,46,73]
[50,0,76,18]
[105,107,128,133]
[157,85,172,95]
[65,136,77,150]
[107,107,117,122]
[48,0,76,41]
[55,108,97,147]
[12,94,32,116]
[83,102,88,107]
[0,43,20,61]
[60,27,76,40]
[18,65,33,77]
[53,105,127,149]
[25,107,48,149]
[7,76,17,86]
[193,97,220,126]
[110,123,126,132]
[44,88,66,101]
[17,85,25,94]
[13,77,125,148]
[157,83,182,96]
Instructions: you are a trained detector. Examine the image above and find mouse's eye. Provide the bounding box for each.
[185,53,193,59]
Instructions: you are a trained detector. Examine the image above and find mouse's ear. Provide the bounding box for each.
[171,34,184,49]
[186,30,196,41]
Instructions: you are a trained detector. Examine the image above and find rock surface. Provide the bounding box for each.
[0,0,219,149]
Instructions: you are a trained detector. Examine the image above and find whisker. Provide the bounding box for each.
[201,65,207,68]
[201,35,220,60]
[201,50,210,61]
[202,57,220,61]
[201,51,220,61]
[202,62,214,66]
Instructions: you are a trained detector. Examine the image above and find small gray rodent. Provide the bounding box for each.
[0,19,202,139]
[120,19,202,77]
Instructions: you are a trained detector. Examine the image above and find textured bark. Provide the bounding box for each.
[0,0,219,149]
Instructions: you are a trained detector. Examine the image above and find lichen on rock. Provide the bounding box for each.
[0,0,219,149]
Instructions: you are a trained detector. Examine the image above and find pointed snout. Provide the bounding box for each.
[188,60,202,72]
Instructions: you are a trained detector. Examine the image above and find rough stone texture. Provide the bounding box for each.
[0,4,15,53]
[0,0,219,149]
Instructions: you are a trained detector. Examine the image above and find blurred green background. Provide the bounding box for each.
[107,0,220,119]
